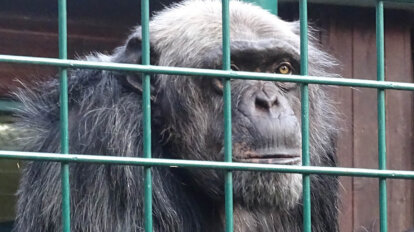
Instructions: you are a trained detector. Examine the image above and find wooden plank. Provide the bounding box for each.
[384,21,414,231]
[0,29,120,57]
[0,13,130,39]
[0,27,122,96]
[352,10,381,232]
[319,9,355,232]
[0,13,128,96]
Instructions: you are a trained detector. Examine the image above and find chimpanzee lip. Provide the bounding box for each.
[235,152,301,164]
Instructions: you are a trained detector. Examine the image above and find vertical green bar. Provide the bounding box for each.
[58,0,70,231]
[376,1,387,232]
[141,0,153,231]
[299,0,311,232]
[243,0,278,15]
[222,0,233,232]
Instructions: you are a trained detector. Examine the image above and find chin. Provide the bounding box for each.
[233,171,303,210]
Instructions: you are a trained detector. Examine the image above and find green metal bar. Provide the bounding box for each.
[376,1,387,232]
[2,55,414,90]
[222,0,233,231]
[58,0,70,231]
[243,0,278,15]
[383,0,414,2]
[2,150,414,179]
[141,0,153,231]
[301,86,311,232]
[0,100,21,112]
[299,0,311,231]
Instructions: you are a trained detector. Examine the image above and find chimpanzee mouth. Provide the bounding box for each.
[237,153,301,164]
[233,147,302,165]
[222,144,302,165]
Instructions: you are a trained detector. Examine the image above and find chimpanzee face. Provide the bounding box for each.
[154,39,303,208]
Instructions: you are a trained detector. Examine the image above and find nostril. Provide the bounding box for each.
[255,93,279,112]
[255,97,271,111]
[271,97,279,107]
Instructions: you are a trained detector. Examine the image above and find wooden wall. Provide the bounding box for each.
[0,2,413,231]
[317,7,414,232]
[0,14,130,95]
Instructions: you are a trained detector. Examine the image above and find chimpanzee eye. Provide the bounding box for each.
[275,62,293,75]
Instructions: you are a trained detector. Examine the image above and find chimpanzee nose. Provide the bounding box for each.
[238,82,289,119]
[254,91,279,112]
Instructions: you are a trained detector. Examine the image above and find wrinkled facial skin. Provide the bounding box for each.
[157,46,303,209]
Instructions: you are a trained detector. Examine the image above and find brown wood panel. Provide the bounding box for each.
[306,6,414,231]
[0,28,121,57]
[0,19,124,95]
[384,22,414,231]
[352,12,381,232]
[320,13,355,232]
[0,13,131,39]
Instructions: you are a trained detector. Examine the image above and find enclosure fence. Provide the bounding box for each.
[1,0,414,232]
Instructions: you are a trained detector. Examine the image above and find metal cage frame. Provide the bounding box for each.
[1,0,414,231]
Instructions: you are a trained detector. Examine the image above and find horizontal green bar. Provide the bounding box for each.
[279,0,414,4]
[0,100,21,112]
[1,54,414,91]
[382,0,414,2]
[244,0,278,14]
[1,150,414,179]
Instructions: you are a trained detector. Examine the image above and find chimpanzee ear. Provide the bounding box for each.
[113,32,157,98]
[125,75,156,100]
[113,32,143,64]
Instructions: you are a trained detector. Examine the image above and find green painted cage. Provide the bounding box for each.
[1,0,414,231]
